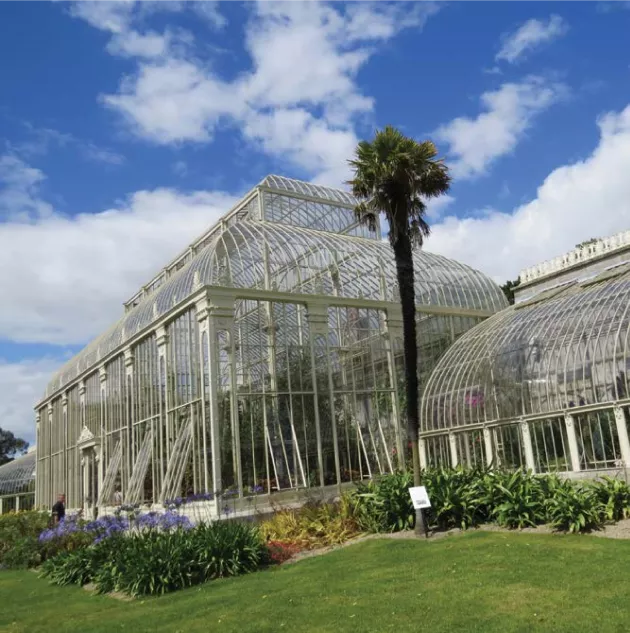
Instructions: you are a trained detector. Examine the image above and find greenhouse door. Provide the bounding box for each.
[81,447,99,520]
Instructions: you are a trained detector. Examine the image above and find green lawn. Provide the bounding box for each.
[1,532,629,633]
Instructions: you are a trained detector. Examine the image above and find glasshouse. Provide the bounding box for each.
[34,175,507,517]
[420,231,630,476]
[0,448,36,514]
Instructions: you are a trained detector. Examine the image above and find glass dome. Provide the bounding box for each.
[0,450,36,511]
[421,263,630,474]
[45,221,506,398]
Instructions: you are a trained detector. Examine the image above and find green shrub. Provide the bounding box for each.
[40,544,108,586]
[42,520,267,597]
[0,511,50,569]
[592,476,630,522]
[488,470,546,529]
[422,466,492,530]
[347,471,414,533]
[544,481,604,533]
[344,468,625,535]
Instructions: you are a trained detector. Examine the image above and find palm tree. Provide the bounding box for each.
[348,126,451,535]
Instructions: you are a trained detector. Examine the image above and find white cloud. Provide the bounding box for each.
[425,194,456,221]
[107,29,171,58]
[83,1,433,186]
[428,104,630,282]
[434,76,566,180]
[192,1,227,30]
[103,58,238,143]
[0,358,63,444]
[86,1,218,30]
[496,15,568,64]
[243,108,359,186]
[0,162,237,344]
[0,154,53,221]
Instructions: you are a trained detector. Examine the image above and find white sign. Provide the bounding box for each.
[408,486,431,510]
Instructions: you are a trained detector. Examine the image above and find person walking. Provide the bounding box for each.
[52,493,66,524]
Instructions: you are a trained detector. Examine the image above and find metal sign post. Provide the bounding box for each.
[408,486,431,538]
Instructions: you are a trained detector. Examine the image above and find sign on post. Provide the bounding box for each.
[408,486,431,510]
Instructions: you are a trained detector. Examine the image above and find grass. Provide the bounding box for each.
[2,532,630,633]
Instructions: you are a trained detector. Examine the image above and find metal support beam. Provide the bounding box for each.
[520,420,536,473]
[614,406,630,468]
[483,428,493,468]
[448,433,458,468]
[564,414,582,472]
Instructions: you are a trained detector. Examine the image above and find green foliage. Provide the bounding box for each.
[544,480,604,534]
[499,278,520,305]
[0,427,28,465]
[421,466,491,530]
[490,470,546,529]
[347,471,415,533]
[40,545,106,587]
[41,521,267,597]
[0,511,50,569]
[592,476,630,522]
[260,500,360,549]
[346,468,630,535]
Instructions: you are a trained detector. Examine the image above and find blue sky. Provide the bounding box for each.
[1,1,630,443]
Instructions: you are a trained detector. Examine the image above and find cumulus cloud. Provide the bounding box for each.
[496,15,568,64]
[434,76,566,180]
[0,358,64,444]
[425,194,456,221]
[428,104,630,282]
[0,161,237,344]
[75,1,436,186]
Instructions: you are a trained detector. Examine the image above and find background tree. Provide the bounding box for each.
[0,427,29,466]
[500,277,520,306]
[348,126,450,535]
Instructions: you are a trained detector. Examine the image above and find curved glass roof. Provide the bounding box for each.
[0,450,36,496]
[421,265,630,432]
[44,221,506,399]
[259,175,357,207]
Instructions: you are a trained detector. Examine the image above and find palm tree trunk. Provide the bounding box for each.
[392,231,426,536]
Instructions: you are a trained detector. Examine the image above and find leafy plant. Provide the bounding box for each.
[40,545,107,586]
[422,466,491,530]
[42,520,267,597]
[260,500,359,548]
[0,510,50,569]
[347,471,415,533]
[489,470,545,529]
[545,482,604,533]
[592,476,630,522]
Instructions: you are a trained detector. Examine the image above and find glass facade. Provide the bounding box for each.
[35,175,506,515]
[0,451,36,514]
[421,265,630,474]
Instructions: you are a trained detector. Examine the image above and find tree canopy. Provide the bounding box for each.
[500,278,520,306]
[0,427,29,466]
